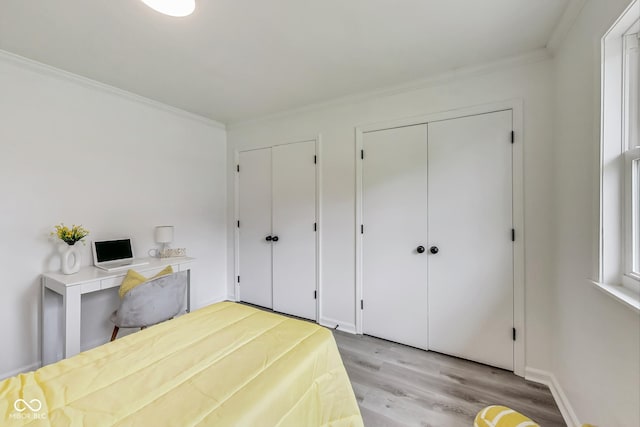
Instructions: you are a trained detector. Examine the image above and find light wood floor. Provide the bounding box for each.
[333,331,565,427]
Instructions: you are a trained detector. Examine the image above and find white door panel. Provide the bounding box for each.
[427,111,514,370]
[272,141,317,320]
[362,124,428,349]
[238,148,273,309]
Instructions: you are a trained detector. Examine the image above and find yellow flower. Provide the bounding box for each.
[52,223,89,245]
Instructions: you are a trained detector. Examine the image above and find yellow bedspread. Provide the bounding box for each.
[0,302,363,426]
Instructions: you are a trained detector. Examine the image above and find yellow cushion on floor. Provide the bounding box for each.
[474,405,540,427]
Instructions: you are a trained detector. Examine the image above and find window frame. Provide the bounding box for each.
[597,1,640,310]
[624,147,640,291]
[623,23,639,292]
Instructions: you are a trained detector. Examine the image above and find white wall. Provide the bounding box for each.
[0,52,227,378]
[227,54,556,372]
[551,0,640,425]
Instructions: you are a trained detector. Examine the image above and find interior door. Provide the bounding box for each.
[427,110,514,370]
[272,141,317,320]
[362,124,429,349]
[238,148,273,309]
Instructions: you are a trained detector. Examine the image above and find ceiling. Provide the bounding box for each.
[0,0,569,124]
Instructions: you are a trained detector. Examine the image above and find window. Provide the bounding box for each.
[623,25,640,291]
[625,147,640,286]
[600,1,640,307]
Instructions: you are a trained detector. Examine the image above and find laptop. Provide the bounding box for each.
[92,238,149,272]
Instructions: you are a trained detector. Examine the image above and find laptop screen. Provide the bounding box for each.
[94,239,133,263]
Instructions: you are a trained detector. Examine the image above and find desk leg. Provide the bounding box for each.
[186,269,191,313]
[40,277,45,367]
[41,281,61,366]
[63,286,82,359]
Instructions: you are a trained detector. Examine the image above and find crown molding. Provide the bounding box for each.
[0,49,226,130]
[227,48,551,130]
[1,44,553,132]
[547,0,587,53]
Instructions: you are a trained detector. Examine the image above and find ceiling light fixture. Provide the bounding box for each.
[140,0,195,17]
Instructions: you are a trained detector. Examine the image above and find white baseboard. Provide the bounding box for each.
[0,361,41,381]
[525,367,580,427]
[192,295,229,310]
[319,317,356,334]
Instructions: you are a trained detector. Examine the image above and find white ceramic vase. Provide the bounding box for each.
[61,243,81,274]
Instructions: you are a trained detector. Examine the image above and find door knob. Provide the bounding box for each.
[265,236,272,241]
[416,246,425,253]
[430,246,439,254]
[272,236,279,242]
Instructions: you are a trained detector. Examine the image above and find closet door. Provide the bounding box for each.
[427,110,514,370]
[272,141,317,320]
[362,124,428,349]
[238,148,273,309]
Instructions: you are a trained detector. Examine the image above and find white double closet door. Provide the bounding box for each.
[362,110,514,370]
[238,141,317,321]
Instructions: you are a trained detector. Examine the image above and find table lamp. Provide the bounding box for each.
[155,226,174,257]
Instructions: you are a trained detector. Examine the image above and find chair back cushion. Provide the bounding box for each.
[113,271,187,328]
[119,266,174,298]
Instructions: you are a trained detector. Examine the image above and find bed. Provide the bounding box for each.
[0,302,363,426]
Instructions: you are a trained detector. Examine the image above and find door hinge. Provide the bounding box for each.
[314,222,317,231]
[236,164,240,172]
[361,149,364,160]
[314,290,317,299]
[510,131,515,144]
[513,328,516,341]
[314,155,317,164]
[361,224,364,234]
[237,275,240,283]
[360,300,364,310]
[511,228,515,242]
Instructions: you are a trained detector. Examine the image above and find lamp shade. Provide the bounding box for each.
[140,0,195,17]
[155,226,174,244]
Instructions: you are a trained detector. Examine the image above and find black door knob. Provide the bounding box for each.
[272,236,279,242]
[265,236,272,241]
[416,246,425,253]
[430,246,439,254]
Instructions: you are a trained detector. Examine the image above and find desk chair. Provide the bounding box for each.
[110,271,187,341]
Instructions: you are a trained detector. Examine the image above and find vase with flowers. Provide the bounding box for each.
[51,224,89,274]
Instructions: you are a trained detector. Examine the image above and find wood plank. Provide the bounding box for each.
[240,304,565,426]
[333,331,565,427]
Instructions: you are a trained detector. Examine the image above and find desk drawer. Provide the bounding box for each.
[81,281,102,293]
[101,276,125,289]
[139,265,180,278]
[99,265,181,290]
[178,262,193,272]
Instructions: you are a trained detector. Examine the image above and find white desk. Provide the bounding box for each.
[41,257,194,365]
